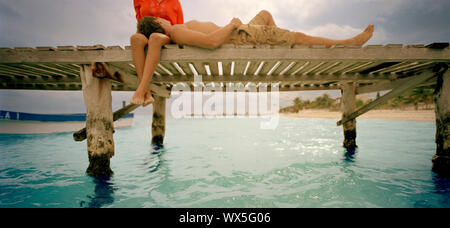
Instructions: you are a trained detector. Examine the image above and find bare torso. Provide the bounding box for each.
[175,20,222,34]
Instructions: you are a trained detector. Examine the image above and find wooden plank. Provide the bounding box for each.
[0,66,44,78]
[2,45,450,64]
[253,61,265,76]
[358,75,437,94]
[14,47,36,52]
[20,64,69,77]
[346,44,363,49]
[230,61,235,76]
[217,61,224,76]
[157,63,174,76]
[77,45,105,51]
[221,60,233,76]
[104,63,171,97]
[331,44,346,49]
[175,62,192,76]
[390,62,435,74]
[188,63,199,76]
[290,61,310,75]
[1,81,348,92]
[56,46,76,51]
[384,44,403,48]
[311,44,326,49]
[326,62,354,75]
[341,61,375,74]
[356,76,418,94]
[108,62,137,76]
[191,62,207,76]
[172,62,187,76]
[208,60,219,76]
[0,64,65,78]
[36,64,79,76]
[426,42,449,49]
[278,61,297,76]
[232,60,247,76]
[52,63,82,74]
[73,103,140,142]
[378,61,419,74]
[315,61,341,75]
[369,61,413,74]
[302,62,326,75]
[105,46,124,50]
[150,73,391,84]
[267,61,281,76]
[337,70,437,126]
[243,61,252,76]
[0,73,78,84]
[406,44,425,48]
[0,48,13,52]
[36,46,56,51]
[359,62,401,74]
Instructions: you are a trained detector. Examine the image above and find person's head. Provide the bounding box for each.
[137,17,170,38]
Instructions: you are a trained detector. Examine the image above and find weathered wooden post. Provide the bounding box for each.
[341,82,357,151]
[80,64,115,177]
[432,67,450,176]
[152,95,166,145]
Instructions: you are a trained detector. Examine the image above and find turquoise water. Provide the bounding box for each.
[0,115,449,208]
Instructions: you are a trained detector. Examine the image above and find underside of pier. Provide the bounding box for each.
[0,43,449,177]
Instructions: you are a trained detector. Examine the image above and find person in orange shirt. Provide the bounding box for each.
[130,0,184,106]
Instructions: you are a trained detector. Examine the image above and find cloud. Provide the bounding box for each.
[304,23,364,40]
[0,0,449,113]
[1,0,449,47]
[0,0,137,47]
[181,0,331,28]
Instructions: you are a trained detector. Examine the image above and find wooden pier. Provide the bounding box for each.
[0,43,449,177]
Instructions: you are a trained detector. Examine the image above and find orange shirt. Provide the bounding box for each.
[134,0,184,25]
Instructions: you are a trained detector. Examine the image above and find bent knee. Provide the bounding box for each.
[130,33,148,45]
[148,33,167,45]
[258,10,272,18]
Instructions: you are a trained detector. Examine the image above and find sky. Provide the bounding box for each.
[0,0,449,114]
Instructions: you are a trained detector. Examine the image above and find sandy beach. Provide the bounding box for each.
[280,109,435,122]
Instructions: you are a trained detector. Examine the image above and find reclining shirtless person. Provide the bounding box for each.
[130,10,374,105]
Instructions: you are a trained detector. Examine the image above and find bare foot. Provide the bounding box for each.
[143,89,154,107]
[346,24,374,46]
[130,89,146,105]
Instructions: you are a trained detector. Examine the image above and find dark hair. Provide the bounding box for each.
[137,17,166,39]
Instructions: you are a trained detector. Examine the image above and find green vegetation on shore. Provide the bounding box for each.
[280,88,435,113]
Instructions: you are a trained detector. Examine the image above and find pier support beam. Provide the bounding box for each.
[432,67,450,176]
[341,83,357,151]
[152,95,166,145]
[80,64,114,178]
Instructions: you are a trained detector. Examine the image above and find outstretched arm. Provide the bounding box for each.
[170,18,242,49]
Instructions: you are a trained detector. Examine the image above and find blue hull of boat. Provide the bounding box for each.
[0,110,133,122]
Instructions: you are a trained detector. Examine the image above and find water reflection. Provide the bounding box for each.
[80,177,116,208]
[432,174,450,207]
[143,144,166,173]
[340,148,358,182]
[343,148,358,163]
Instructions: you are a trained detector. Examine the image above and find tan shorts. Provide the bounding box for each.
[229,13,296,46]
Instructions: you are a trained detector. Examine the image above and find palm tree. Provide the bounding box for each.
[293,97,303,112]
